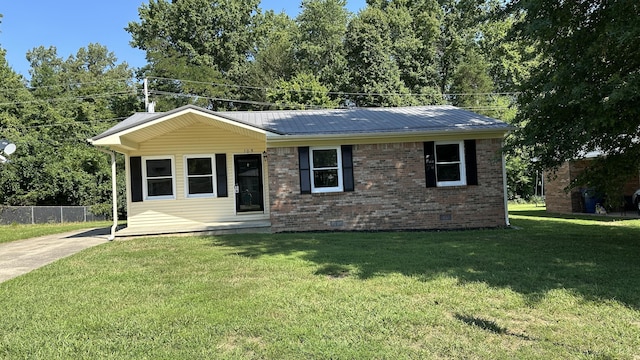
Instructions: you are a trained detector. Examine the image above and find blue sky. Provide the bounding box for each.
[0,0,365,79]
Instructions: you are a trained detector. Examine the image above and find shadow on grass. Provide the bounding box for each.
[454,314,508,335]
[210,216,640,309]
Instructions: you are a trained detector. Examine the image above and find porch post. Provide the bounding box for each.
[109,150,117,240]
[96,147,118,240]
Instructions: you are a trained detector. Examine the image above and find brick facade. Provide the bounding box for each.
[544,161,586,213]
[267,139,507,232]
[545,159,640,213]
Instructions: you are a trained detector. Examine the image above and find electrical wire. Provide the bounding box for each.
[149,89,331,109]
[0,91,137,107]
[0,78,135,94]
[0,75,517,113]
[0,116,129,132]
[147,75,521,98]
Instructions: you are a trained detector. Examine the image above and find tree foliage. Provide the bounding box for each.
[127,0,260,74]
[296,0,350,91]
[0,43,137,214]
[508,0,640,195]
[344,7,411,106]
[266,72,338,109]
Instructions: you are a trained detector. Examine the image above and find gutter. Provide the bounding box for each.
[94,146,118,241]
[266,127,512,147]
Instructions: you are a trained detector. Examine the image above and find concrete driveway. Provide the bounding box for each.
[0,228,111,283]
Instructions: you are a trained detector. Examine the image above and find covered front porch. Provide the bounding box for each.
[89,106,275,240]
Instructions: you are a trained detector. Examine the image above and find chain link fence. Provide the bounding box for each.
[0,206,106,225]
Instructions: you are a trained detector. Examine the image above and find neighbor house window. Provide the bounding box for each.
[185,156,216,198]
[310,147,343,193]
[143,156,175,200]
[435,141,466,187]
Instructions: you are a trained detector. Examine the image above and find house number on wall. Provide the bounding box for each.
[244,149,254,153]
[425,155,435,171]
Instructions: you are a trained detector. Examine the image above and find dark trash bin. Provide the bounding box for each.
[582,188,599,213]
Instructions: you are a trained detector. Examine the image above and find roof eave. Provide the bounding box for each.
[90,105,282,142]
[266,127,511,147]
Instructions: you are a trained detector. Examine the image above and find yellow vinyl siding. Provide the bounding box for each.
[127,122,269,229]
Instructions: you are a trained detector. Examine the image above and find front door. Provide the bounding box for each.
[234,154,264,213]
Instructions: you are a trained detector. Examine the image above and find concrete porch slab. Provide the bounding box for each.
[115,220,272,239]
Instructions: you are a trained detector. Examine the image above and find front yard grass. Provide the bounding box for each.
[0,221,114,244]
[0,206,638,359]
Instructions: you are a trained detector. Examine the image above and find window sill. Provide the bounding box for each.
[144,196,176,201]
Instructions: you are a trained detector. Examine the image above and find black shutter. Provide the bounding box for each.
[215,154,228,197]
[341,145,354,192]
[424,142,437,188]
[464,140,478,186]
[298,147,311,194]
[130,156,143,202]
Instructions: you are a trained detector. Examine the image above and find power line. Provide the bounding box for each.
[0,78,135,94]
[149,89,330,109]
[0,116,130,132]
[147,76,521,98]
[0,74,518,111]
[0,91,136,107]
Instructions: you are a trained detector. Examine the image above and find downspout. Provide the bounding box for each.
[502,141,510,227]
[96,147,118,240]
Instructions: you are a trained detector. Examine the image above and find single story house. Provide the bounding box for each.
[545,155,640,214]
[89,104,512,237]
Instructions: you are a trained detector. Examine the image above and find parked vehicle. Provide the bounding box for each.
[633,189,640,211]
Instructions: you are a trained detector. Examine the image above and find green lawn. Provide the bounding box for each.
[1,206,639,359]
[0,221,114,244]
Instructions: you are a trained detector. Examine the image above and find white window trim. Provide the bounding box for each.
[184,154,216,199]
[142,156,176,200]
[310,146,343,193]
[435,141,467,187]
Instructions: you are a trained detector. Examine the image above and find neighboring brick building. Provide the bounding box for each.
[91,105,512,237]
[545,158,640,214]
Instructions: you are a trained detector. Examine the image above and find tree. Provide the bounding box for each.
[295,0,350,91]
[236,10,299,107]
[449,50,493,109]
[344,7,411,106]
[508,0,640,197]
[266,72,338,109]
[436,0,479,94]
[127,0,261,110]
[140,50,230,111]
[371,0,443,104]
[128,0,260,75]
[0,43,136,214]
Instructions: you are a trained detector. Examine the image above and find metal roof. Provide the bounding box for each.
[91,104,511,141]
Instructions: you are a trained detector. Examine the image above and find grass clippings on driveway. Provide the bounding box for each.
[0,206,638,359]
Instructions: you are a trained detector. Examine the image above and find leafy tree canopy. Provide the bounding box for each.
[0,43,136,213]
[266,72,338,109]
[508,0,640,194]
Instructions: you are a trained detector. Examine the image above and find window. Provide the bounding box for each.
[425,141,475,188]
[311,147,343,193]
[143,156,175,200]
[435,142,466,186]
[299,146,354,194]
[185,156,215,198]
